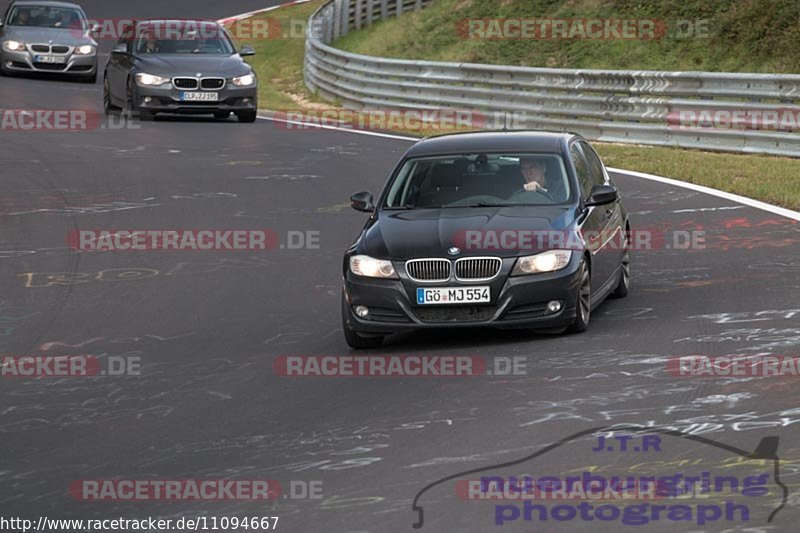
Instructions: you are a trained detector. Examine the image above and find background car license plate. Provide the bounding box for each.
[417,286,490,305]
[180,92,219,102]
[34,55,66,64]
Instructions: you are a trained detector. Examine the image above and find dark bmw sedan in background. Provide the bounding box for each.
[341,131,631,348]
[103,20,258,122]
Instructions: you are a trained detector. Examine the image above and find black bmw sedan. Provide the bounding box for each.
[103,20,258,122]
[341,131,631,348]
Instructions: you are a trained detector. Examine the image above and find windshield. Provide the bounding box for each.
[134,26,235,55]
[383,153,572,209]
[7,5,85,29]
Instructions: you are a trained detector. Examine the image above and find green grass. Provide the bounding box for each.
[335,0,800,72]
[595,143,800,210]
[231,0,327,110]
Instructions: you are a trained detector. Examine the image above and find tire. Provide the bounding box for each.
[610,231,631,299]
[567,258,591,333]
[236,110,257,123]
[103,76,120,115]
[341,296,384,349]
[214,111,230,120]
[123,77,134,118]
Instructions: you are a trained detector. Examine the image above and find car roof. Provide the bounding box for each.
[10,0,83,8]
[404,130,578,158]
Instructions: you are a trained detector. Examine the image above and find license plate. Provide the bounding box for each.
[417,286,490,305]
[180,91,219,102]
[34,55,66,64]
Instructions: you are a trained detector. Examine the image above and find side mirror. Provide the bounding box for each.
[90,23,99,35]
[0,20,5,28]
[239,45,255,56]
[350,191,374,212]
[112,42,128,54]
[585,184,618,206]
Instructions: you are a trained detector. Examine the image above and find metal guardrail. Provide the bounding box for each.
[304,0,800,157]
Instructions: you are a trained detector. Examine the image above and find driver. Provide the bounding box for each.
[55,11,77,28]
[143,36,160,53]
[16,8,31,25]
[519,157,550,192]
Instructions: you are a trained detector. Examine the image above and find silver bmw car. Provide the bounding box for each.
[0,0,97,82]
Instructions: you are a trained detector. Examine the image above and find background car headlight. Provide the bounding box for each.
[350,255,397,279]
[232,74,255,86]
[135,73,170,86]
[3,40,25,52]
[74,45,95,55]
[512,250,572,275]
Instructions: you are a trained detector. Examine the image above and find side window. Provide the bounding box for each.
[579,141,606,188]
[569,144,593,199]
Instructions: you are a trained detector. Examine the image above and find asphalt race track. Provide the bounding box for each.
[2,1,800,532]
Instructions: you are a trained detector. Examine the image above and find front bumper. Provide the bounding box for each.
[133,82,258,114]
[1,48,96,75]
[343,254,582,335]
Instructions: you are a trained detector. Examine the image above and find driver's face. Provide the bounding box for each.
[520,160,546,184]
[19,11,30,21]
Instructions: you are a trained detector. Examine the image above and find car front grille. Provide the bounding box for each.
[455,257,502,281]
[51,45,70,54]
[30,44,50,53]
[414,306,496,323]
[173,77,198,90]
[33,63,67,71]
[200,78,225,90]
[406,259,451,282]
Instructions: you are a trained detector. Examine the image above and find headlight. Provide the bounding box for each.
[74,45,95,55]
[135,73,170,86]
[3,40,25,52]
[512,250,572,275]
[232,73,255,86]
[350,255,397,279]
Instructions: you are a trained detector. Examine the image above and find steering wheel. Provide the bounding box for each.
[510,187,555,201]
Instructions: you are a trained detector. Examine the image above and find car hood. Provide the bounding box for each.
[3,27,94,46]
[361,205,578,259]
[132,54,250,77]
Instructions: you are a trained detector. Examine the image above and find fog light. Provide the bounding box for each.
[242,98,251,104]
[143,96,152,104]
[547,300,562,313]
[355,305,369,318]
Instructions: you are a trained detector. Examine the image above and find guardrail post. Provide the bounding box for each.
[355,0,363,30]
[396,0,403,17]
[366,0,375,25]
[339,0,351,37]
[380,0,388,19]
